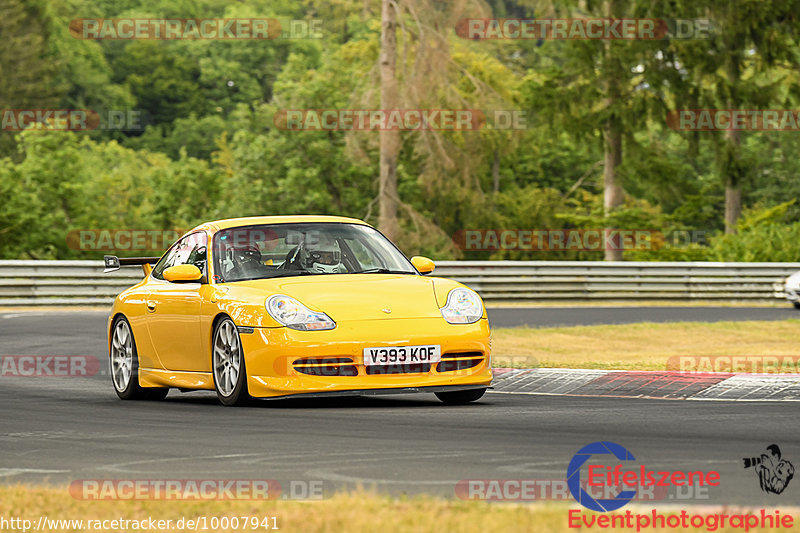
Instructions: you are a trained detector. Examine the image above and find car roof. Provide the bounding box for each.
[190,215,371,233]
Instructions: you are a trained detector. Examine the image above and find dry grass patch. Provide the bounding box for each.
[491,320,800,371]
[0,485,791,533]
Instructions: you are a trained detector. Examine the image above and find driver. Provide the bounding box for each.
[231,245,266,278]
[302,235,346,273]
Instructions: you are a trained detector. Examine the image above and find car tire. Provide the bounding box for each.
[435,387,487,404]
[110,316,169,401]
[212,317,251,406]
[793,302,800,310]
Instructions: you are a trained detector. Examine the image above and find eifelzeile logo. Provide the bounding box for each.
[565,441,795,532]
[0,356,100,377]
[453,229,659,252]
[68,479,324,500]
[667,356,800,373]
[68,18,323,40]
[66,229,189,251]
[567,442,720,513]
[273,109,528,131]
[455,18,712,40]
[667,109,800,131]
[1,109,144,131]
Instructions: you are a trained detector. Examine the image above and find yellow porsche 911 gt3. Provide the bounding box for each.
[104,216,492,406]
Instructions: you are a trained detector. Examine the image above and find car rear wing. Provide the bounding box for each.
[103,255,161,276]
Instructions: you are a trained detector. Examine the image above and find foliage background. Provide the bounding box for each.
[2,0,800,261]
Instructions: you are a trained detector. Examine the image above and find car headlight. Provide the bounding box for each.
[441,287,483,324]
[266,295,336,331]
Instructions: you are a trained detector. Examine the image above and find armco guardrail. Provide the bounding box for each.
[0,260,141,306]
[0,260,796,306]
[434,261,797,301]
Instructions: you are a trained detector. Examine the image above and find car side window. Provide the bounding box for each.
[152,232,208,281]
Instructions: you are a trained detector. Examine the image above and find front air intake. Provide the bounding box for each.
[436,352,484,372]
[293,357,358,377]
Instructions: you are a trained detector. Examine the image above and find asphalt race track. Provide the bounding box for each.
[1,309,798,506]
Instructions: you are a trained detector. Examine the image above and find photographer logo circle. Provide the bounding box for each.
[567,441,637,512]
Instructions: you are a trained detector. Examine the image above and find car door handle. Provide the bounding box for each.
[146,301,156,312]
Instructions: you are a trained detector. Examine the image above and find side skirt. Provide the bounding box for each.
[138,368,215,390]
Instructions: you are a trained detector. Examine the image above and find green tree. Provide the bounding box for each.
[0,0,65,158]
[663,0,800,233]
[521,0,669,260]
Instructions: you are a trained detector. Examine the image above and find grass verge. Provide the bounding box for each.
[491,320,800,371]
[0,485,792,533]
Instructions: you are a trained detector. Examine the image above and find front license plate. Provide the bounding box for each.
[363,345,441,366]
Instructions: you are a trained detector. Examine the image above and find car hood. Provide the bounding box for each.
[230,274,442,321]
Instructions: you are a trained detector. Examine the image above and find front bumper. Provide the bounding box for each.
[250,384,489,401]
[785,285,799,303]
[238,317,492,398]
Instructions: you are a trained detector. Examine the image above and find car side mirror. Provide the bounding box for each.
[410,256,435,275]
[163,264,203,283]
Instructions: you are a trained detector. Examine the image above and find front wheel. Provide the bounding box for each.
[212,318,250,406]
[435,387,487,404]
[110,316,168,401]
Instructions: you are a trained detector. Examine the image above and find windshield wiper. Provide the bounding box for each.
[350,268,415,275]
[272,270,321,278]
[222,271,317,282]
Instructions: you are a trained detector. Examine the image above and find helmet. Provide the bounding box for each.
[303,234,344,273]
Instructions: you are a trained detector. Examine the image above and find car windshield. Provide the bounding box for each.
[211,222,417,282]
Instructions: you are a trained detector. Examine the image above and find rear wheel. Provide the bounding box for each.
[212,318,250,406]
[110,316,168,401]
[435,387,487,404]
